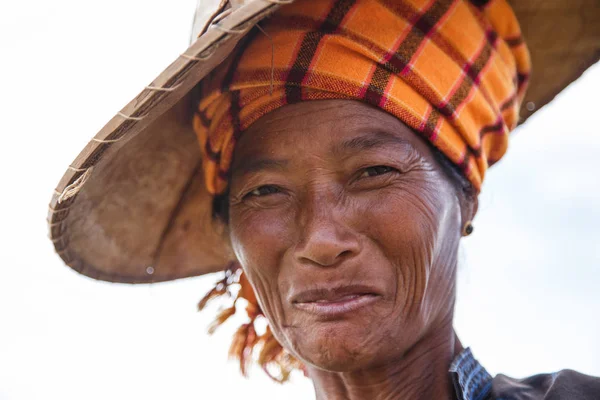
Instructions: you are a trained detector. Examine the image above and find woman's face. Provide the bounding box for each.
[228,100,470,372]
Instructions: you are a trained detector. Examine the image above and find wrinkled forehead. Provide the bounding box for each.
[231,99,436,170]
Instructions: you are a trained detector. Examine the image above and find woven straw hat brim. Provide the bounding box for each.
[48,0,600,284]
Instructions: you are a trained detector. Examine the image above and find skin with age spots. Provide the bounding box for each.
[226,100,477,400]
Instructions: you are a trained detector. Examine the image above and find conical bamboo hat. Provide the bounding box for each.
[48,0,600,283]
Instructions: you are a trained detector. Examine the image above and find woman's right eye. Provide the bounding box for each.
[359,165,396,178]
[245,185,281,198]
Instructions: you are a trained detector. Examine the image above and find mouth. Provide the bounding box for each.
[290,285,381,317]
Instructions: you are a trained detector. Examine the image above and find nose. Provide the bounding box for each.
[293,192,361,267]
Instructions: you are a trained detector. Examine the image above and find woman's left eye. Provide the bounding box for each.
[360,165,397,178]
[245,185,281,198]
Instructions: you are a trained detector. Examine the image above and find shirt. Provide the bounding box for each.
[450,348,600,400]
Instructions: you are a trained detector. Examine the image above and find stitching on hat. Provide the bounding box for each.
[211,8,233,24]
[67,166,87,172]
[117,111,145,121]
[48,218,64,227]
[48,203,72,213]
[91,137,122,143]
[57,167,94,204]
[180,48,217,61]
[50,232,68,242]
[211,21,250,35]
[145,83,182,92]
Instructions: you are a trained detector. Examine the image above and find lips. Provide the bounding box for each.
[290,285,381,317]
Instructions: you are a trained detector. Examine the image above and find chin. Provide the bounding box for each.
[305,342,377,372]
[288,323,382,372]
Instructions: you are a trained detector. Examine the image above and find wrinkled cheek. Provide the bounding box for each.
[397,194,456,326]
[230,210,268,266]
[363,189,440,324]
[245,269,284,326]
[401,240,434,321]
[229,209,292,344]
[237,260,292,349]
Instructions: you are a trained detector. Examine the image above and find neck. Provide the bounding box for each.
[308,318,462,400]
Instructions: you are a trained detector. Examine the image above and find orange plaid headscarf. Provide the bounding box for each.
[194,0,530,194]
[194,0,531,382]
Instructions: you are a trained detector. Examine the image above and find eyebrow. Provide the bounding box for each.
[232,158,289,177]
[333,131,414,155]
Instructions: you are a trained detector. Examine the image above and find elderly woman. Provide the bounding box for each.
[49,0,600,399]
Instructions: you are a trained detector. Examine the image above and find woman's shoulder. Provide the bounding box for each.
[492,369,600,399]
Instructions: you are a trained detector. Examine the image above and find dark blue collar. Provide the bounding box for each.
[449,348,493,400]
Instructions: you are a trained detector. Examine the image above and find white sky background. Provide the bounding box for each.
[0,1,598,399]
